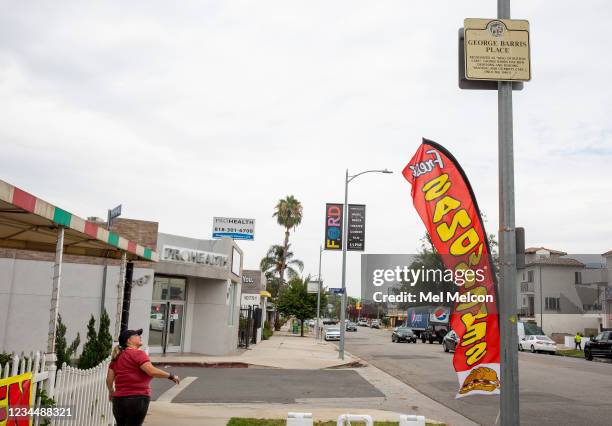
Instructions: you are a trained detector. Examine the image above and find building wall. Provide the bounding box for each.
[0,257,154,354]
[518,262,607,335]
[187,277,239,355]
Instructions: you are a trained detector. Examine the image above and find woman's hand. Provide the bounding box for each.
[170,375,181,385]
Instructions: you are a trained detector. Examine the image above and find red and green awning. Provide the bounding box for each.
[0,179,157,261]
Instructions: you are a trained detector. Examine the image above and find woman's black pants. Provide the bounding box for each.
[112,395,150,426]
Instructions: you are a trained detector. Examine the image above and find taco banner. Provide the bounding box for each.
[0,372,34,426]
[402,138,500,398]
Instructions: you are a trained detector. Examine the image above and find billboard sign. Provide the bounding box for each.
[307,281,321,294]
[347,204,366,251]
[213,217,255,240]
[324,203,343,250]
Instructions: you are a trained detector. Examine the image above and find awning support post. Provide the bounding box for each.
[114,252,127,341]
[45,225,65,398]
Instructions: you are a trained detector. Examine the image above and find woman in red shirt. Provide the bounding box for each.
[106,329,180,426]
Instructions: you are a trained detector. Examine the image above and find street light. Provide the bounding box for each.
[339,168,393,360]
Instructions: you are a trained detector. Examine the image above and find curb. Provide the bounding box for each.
[152,361,250,368]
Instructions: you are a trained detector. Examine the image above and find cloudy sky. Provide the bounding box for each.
[1,1,610,297]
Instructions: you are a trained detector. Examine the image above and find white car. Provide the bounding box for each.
[324,326,341,341]
[519,335,557,354]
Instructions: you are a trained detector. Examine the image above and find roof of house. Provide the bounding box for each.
[525,257,584,267]
[525,247,567,255]
[603,250,612,256]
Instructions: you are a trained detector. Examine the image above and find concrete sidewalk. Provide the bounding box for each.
[144,402,415,425]
[151,331,359,369]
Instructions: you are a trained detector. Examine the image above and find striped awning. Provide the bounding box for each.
[0,179,157,261]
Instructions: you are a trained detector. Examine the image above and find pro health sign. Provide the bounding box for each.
[213,217,255,240]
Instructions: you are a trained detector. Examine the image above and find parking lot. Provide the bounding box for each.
[341,325,612,426]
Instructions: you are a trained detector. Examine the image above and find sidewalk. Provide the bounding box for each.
[150,329,359,369]
[145,402,412,426]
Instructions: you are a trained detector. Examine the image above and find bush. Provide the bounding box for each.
[96,310,113,360]
[262,320,273,340]
[55,314,80,369]
[78,315,99,369]
[0,352,11,368]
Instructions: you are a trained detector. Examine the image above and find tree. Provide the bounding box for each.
[273,195,303,287]
[277,276,325,337]
[55,314,80,369]
[78,315,98,369]
[260,244,304,298]
[96,309,113,361]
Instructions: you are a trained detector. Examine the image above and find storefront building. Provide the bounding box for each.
[150,232,243,355]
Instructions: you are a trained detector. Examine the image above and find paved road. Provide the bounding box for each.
[150,368,383,403]
[342,326,612,426]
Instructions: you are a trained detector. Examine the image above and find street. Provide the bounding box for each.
[342,326,612,426]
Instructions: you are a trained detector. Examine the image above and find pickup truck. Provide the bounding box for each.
[420,324,448,344]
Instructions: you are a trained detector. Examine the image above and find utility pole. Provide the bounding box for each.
[497,0,520,424]
[339,169,349,360]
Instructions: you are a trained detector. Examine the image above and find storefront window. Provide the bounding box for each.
[153,276,186,301]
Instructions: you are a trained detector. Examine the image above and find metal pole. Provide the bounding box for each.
[498,1,519,424]
[539,265,543,329]
[339,169,349,359]
[114,252,127,340]
[46,226,65,355]
[316,245,323,340]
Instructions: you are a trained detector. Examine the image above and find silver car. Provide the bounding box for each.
[324,326,341,341]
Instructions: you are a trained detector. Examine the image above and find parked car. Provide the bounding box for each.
[392,327,417,343]
[150,313,165,331]
[519,335,557,354]
[370,319,381,329]
[358,319,369,327]
[443,330,459,353]
[324,326,341,341]
[346,322,358,332]
[584,331,612,361]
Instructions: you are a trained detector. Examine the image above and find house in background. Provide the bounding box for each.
[517,247,612,337]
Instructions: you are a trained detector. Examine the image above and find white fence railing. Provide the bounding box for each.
[54,356,114,426]
[0,351,50,426]
[1,352,114,426]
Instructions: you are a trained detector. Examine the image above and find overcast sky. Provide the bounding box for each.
[1,1,610,297]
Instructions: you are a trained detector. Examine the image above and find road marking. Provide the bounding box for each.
[156,376,198,402]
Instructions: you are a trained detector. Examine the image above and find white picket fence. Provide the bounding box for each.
[54,356,114,426]
[1,352,114,426]
[0,352,50,426]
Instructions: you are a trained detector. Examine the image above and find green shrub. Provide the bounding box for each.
[55,314,80,369]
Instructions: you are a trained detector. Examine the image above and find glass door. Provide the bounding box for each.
[165,303,184,352]
[149,303,167,349]
[148,276,187,353]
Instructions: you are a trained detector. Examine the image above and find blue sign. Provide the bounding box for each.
[330,288,345,295]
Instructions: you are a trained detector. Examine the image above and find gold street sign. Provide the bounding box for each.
[464,18,530,82]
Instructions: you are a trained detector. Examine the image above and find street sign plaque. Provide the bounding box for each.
[330,288,345,295]
[464,18,530,82]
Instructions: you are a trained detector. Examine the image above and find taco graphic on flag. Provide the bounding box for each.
[403,138,500,398]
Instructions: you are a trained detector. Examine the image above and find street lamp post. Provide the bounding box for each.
[315,244,323,340]
[339,168,393,360]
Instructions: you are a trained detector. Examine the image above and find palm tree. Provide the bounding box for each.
[260,244,304,297]
[273,195,303,289]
